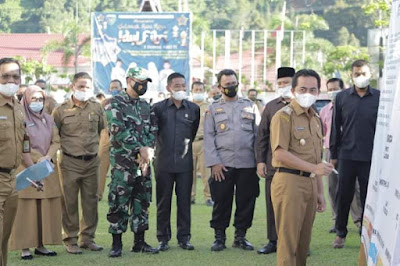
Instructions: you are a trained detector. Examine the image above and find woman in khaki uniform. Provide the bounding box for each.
[10,85,62,260]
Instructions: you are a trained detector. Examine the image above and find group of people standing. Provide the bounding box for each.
[0,55,379,266]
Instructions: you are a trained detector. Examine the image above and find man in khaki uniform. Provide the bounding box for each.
[270,69,333,265]
[53,72,106,254]
[0,57,28,266]
[190,81,212,206]
[97,79,123,201]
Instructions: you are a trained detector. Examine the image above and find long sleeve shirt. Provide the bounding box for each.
[255,97,289,177]
[330,86,380,161]
[152,98,200,173]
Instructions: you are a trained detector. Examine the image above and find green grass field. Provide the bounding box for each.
[8,177,360,266]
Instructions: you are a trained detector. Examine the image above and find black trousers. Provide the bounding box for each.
[335,160,371,238]
[265,175,278,241]
[155,170,192,242]
[209,167,259,231]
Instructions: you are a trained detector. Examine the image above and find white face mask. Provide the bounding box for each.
[172,91,186,101]
[0,83,19,97]
[74,90,94,102]
[353,76,370,89]
[295,93,317,108]
[192,92,205,102]
[276,85,294,99]
[29,102,44,113]
[327,90,340,101]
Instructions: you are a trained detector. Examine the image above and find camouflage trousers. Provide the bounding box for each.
[107,165,152,234]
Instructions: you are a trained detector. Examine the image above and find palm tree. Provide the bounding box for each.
[42,21,90,74]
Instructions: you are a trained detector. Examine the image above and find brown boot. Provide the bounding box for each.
[332,236,345,248]
[79,241,103,251]
[65,244,82,254]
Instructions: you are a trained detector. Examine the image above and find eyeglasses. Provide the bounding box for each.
[31,97,44,102]
[0,74,21,80]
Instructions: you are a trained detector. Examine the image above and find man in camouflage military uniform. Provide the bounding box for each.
[105,67,158,257]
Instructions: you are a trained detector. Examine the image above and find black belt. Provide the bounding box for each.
[63,152,97,161]
[0,167,13,174]
[276,167,313,177]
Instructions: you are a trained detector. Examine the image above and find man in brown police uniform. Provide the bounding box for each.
[270,69,333,265]
[53,72,106,254]
[190,81,213,206]
[97,79,123,201]
[0,58,28,265]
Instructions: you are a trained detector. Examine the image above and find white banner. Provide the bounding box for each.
[362,1,400,265]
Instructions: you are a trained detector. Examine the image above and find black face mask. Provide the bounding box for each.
[16,94,23,101]
[132,81,148,96]
[221,85,238,97]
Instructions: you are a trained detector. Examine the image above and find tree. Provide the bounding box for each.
[42,21,91,73]
[363,0,392,27]
[0,0,22,32]
[15,56,57,84]
[323,45,370,82]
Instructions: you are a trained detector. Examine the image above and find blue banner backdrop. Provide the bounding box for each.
[91,12,191,95]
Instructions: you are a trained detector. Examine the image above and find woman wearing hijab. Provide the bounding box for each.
[10,85,62,260]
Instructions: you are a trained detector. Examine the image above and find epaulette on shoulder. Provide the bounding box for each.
[282,105,293,115]
[211,99,221,105]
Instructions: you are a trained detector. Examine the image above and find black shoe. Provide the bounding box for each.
[232,238,254,250]
[178,241,195,250]
[211,240,226,251]
[21,255,33,260]
[109,234,123,258]
[205,199,214,206]
[158,241,169,252]
[34,248,57,256]
[329,227,337,234]
[191,199,195,204]
[257,242,277,254]
[307,250,311,256]
[131,242,159,254]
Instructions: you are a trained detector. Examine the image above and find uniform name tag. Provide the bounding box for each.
[0,116,7,120]
[296,127,305,131]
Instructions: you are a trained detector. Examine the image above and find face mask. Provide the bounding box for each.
[192,93,205,102]
[74,90,93,102]
[133,81,147,96]
[17,94,23,101]
[353,76,370,89]
[276,85,294,99]
[172,90,187,101]
[327,90,340,101]
[248,96,257,102]
[111,90,120,96]
[29,102,44,113]
[295,93,317,108]
[221,85,238,97]
[0,83,19,97]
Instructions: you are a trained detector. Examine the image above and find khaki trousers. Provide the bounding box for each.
[191,140,211,201]
[97,129,110,200]
[271,173,317,266]
[0,173,18,266]
[59,154,100,245]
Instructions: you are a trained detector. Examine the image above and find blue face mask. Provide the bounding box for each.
[29,102,44,113]
[111,90,120,96]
